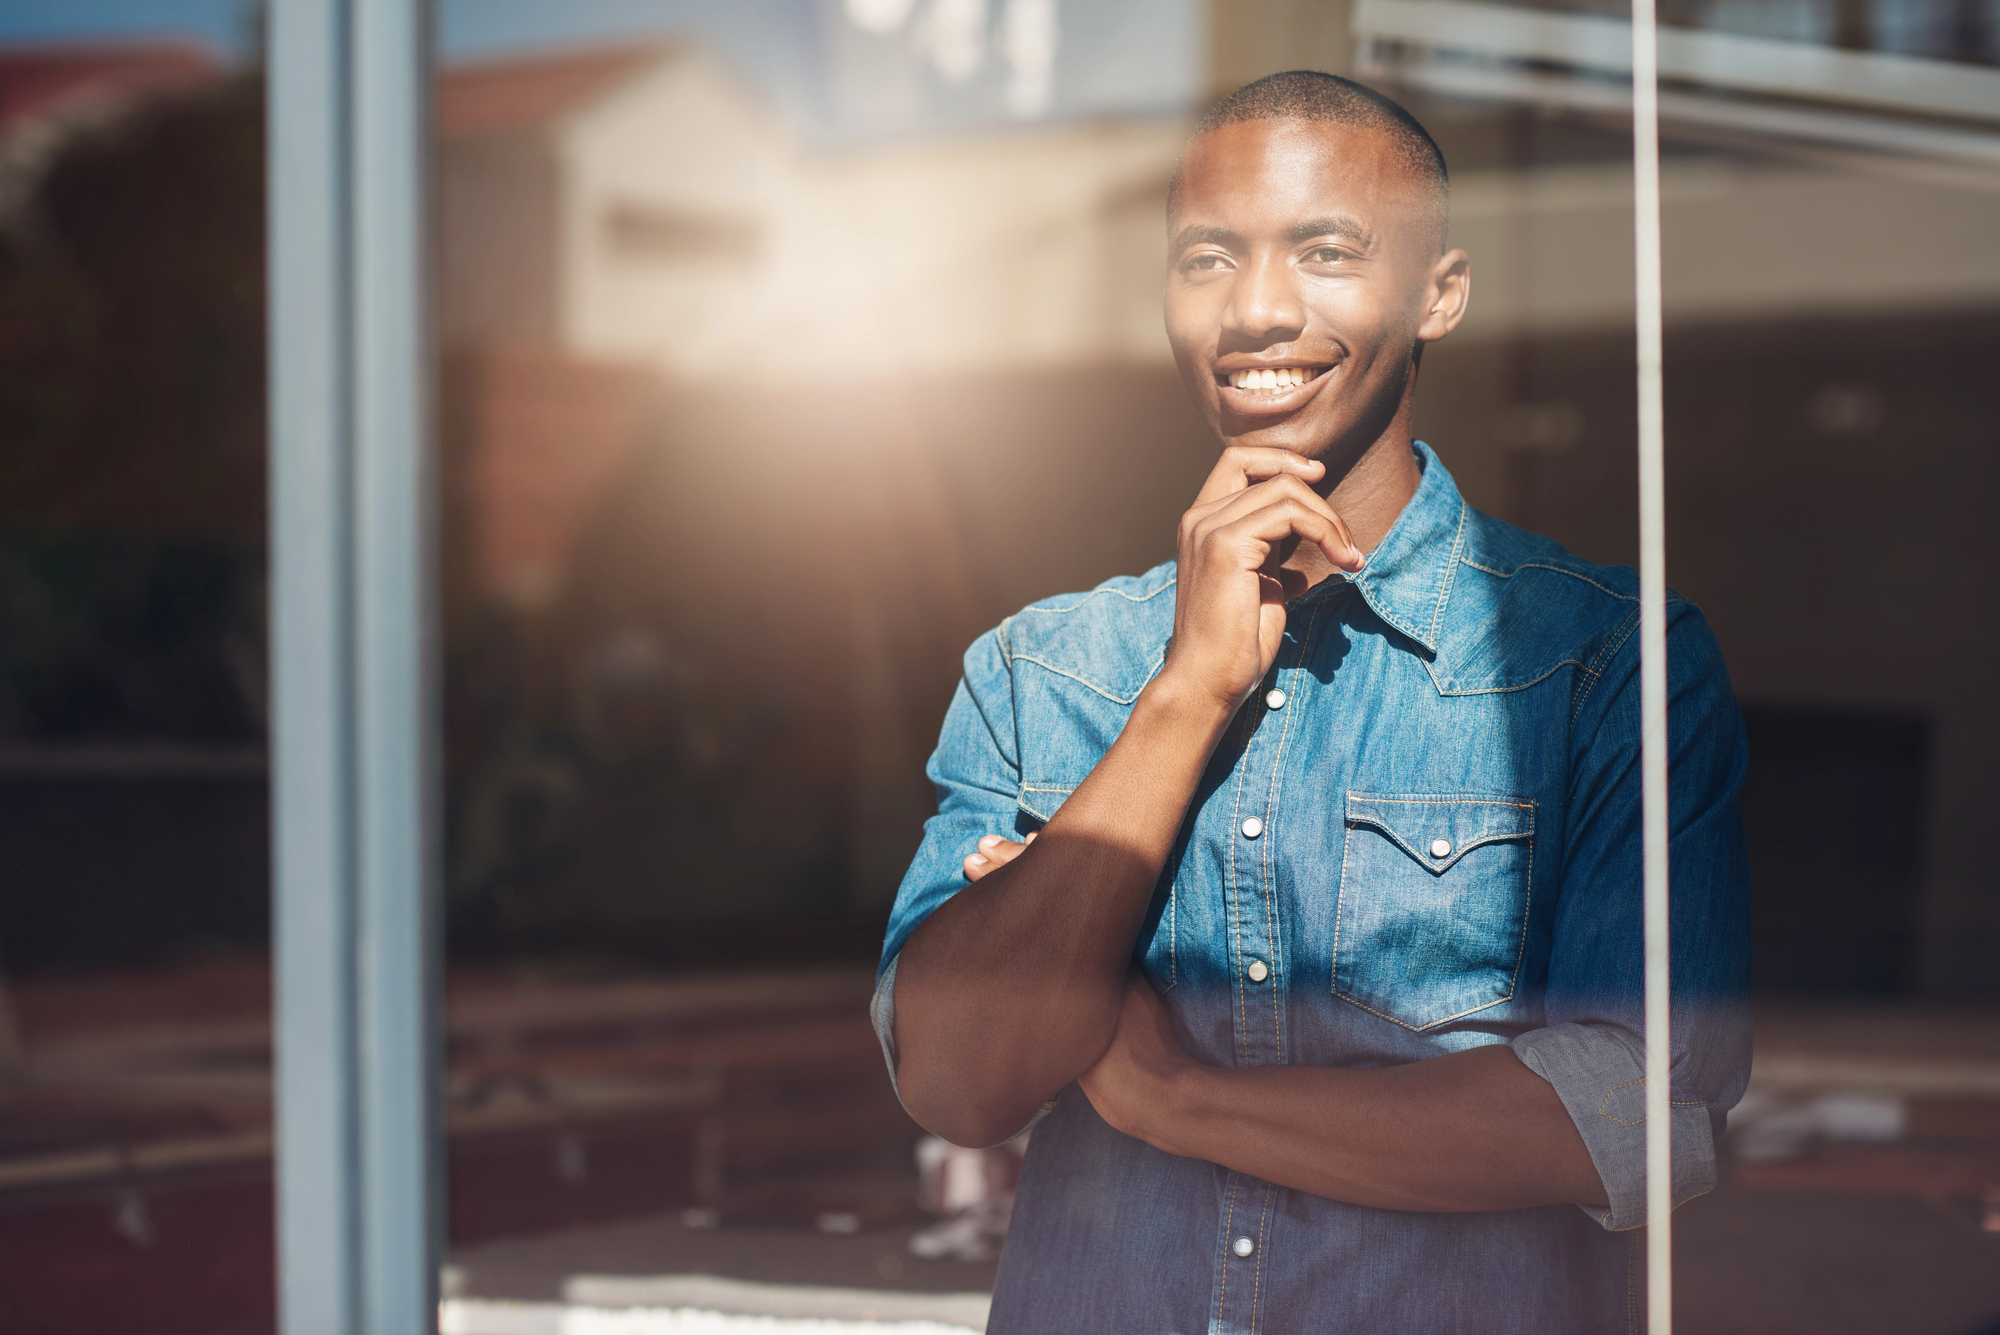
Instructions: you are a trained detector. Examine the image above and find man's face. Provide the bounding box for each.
[1165,118,1452,464]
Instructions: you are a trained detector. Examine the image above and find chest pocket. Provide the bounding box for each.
[1333,792,1535,1031]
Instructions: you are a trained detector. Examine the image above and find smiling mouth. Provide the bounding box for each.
[1222,365,1331,394]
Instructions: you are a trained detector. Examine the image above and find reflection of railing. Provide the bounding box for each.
[0,744,266,779]
[1354,0,2000,164]
[0,965,907,1206]
[0,965,921,1331]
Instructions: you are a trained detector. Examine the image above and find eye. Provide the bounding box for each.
[1181,251,1232,273]
[1304,245,1349,265]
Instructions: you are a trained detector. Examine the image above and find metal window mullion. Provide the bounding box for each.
[352,0,440,1331]
[272,0,362,1327]
[272,0,438,1332]
[1629,2,1674,1333]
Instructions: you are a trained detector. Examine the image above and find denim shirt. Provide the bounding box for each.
[874,443,1752,1335]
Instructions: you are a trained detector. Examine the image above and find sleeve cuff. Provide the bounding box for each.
[1511,1021,1717,1231]
[871,954,906,1106]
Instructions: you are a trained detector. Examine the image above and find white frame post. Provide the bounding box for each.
[269,0,440,1331]
[1629,1,1674,1332]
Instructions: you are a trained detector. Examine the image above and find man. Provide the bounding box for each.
[874,72,1750,1333]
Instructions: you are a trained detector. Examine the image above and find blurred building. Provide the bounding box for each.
[440,42,1178,377]
[436,41,1182,608]
[2,8,1999,1335]
[431,15,2000,995]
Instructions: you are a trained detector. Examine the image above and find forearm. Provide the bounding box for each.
[1125,1046,1607,1213]
[893,675,1234,1145]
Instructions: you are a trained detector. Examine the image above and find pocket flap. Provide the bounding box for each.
[1018,781,1077,824]
[1345,792,1535,874]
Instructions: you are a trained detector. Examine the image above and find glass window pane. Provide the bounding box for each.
[0,8,274,1334]
[1369,3,2000,1330]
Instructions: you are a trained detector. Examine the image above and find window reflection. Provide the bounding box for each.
[0,31,274,1335]
[0,1,1995,1331]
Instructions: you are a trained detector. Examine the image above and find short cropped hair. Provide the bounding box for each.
[1171,71,1450,245]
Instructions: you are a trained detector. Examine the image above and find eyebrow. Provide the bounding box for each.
[1171,215,1378,256]
[1170,223,1242,255]
[1287,215,1376,250]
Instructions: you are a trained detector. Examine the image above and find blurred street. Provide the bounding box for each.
[4,959,2000,1333]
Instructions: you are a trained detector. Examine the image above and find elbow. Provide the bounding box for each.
[897,1067,1042,1149]
[916,1106,1033,1150]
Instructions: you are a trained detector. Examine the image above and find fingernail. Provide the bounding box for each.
[968,854,988,866]
[979,835,1001,848]
[1024,832,1037,843]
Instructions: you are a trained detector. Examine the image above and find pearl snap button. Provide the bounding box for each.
[1232,1236,1255,1258]
[1265,688,1287,710]
[1246,959,1269,983]
[1241,817,1264,839]
[1430,837,1453,859]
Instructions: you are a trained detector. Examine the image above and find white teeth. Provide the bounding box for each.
[1228,367,1315,392]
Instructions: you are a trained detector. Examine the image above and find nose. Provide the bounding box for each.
[1222,248,1304,346]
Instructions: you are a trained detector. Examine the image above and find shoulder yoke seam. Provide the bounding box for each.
[1459,557,1637,603]
[1016,576,1177,616]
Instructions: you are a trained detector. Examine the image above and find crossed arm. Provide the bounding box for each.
[889,446,1608,1214]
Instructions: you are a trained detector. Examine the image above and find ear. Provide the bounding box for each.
[1417,249,1471,344]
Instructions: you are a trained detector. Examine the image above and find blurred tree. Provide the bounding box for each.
[0,74,264,541]
[0,75,266,743]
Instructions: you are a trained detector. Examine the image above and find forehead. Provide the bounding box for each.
[1171,118,1433,243]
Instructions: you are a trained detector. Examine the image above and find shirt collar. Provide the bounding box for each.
[1302,440,1465,656]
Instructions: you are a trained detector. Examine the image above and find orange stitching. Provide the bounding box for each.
[1458,558,1640,604]
[1598,1077,1707,1126]
[1217,1172,1238,1319]
[1010,573,1176,615]
[1249,1180,1274,1334]
[1226,712,1250,1069]
[1347,793,1536,810]
[1009,650,1162,706]
[1428,653,1589,700]
[1255,596,1327,1061]
[1572,604,1642,725]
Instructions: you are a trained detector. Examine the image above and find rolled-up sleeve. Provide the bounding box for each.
[872,624,1035,1105]
[1510,599,1753,1232]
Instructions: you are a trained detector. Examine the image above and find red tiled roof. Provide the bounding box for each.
[0,39,223,137]
[437,43,670,142]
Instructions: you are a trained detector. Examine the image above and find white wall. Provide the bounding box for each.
[1447,153,2000,339]
[556,51,1187,377]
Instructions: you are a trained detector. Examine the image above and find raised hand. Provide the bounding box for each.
[1162,446,1364,713]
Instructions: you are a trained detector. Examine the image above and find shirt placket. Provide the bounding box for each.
[1209,594,1326,1335]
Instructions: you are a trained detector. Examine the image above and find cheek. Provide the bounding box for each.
[1164,278,1228,345]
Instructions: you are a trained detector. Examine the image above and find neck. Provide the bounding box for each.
[1285,394,1423,588]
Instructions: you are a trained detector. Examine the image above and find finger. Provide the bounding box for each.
[964,833,1031,882]
[1192,445,1327,507]
[981,833,1030,863]
[1190,473,1354,549]
[1201,497,1363,577]
[1190,480,1364,571]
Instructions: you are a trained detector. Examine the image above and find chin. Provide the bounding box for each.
[1221,414,1339,459]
